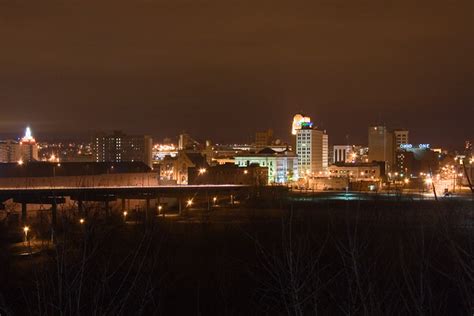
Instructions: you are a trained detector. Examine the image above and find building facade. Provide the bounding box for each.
[235,148,298,183]
[255,129,273,151]
[188,163,268,186]
[393,129,409,148]
[159,151,209,184]
[329,162,383,181]
[296,126,328,177]
[333,145,351,163]
[368,126,394,172]
[94,131,153,168]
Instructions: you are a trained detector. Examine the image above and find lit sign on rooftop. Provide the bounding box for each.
[300,122,314,129]
[400,144,430,150]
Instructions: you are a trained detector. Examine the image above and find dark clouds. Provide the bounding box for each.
[0,0,472,146]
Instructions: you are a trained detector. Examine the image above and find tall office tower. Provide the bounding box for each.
[94,131,153,168]
[393,129,409,148]
[368,126,394,172]
[296,123,328,177]
[0,140,21,163]
[255,129,273,150]
[19,126,39,162]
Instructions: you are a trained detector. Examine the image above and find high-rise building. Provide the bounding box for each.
[0,127,38,163]
[255,129,273,150]
[393,129,409,149]
[368,126,394,172]
[0,140,21,163]
[94,131,153,168]
[296,123,328,177]
[19,126,39,162]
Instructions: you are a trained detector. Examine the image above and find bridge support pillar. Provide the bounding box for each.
[51,201,57,233]
[145,197,151,223]
[21,202,27,224]
[105,200,109,217]
[78,199,83,217]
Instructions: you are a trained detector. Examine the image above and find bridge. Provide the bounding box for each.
[0,184,253,225]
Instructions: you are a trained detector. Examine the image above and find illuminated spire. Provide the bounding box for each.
[21,126,36,143]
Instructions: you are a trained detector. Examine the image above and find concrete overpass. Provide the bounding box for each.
[0,184,253,225]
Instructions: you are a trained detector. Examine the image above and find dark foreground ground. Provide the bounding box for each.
[0,197,473,315]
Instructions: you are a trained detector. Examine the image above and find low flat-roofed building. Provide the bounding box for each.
[329,162,384,181]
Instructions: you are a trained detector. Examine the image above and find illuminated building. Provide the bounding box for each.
[291,113,311,135]
[235,148,298,183]
[19,127,39,162]
[94,131,153,168]
[395,144,439,176]
[296,123,328,177]
[0,127,38,163]
[333,145,351,163]
[152,143,178,161]
[159,152,208,184]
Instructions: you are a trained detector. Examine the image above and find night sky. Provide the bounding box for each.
[0,0,472,147]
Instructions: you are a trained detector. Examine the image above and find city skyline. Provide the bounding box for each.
[0,0,472,146]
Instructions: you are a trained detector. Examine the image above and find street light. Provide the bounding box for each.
[123,211,128,220]
[187,199,193,207]
[79,218,85,225]
[17,159,24,166]
[198,168,207,175]
[23,226,29,243]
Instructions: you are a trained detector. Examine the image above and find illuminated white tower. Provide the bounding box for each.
[19,126,38,161]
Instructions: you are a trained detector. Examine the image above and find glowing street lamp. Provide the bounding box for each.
[23,226,29,243]
[17,159,24,166]
[123,211,128,220]
[187,199,193,207]
[198,168,207,175]
[79,218,85,225]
